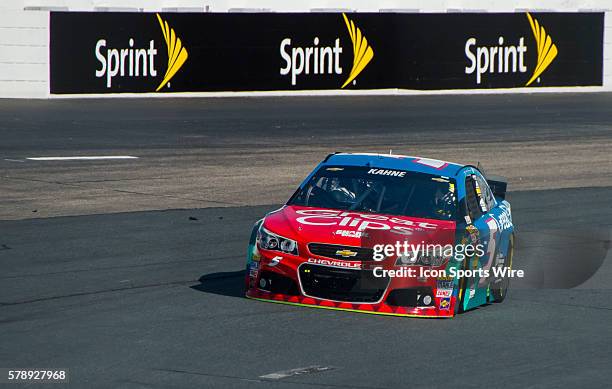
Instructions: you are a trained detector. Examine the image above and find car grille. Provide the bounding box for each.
[298,264,388,303]
[308,243,374,261]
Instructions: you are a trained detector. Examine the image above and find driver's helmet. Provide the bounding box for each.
[328,177,356,203]
[433,186,455,216]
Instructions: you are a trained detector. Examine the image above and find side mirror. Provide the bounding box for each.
[486,175,507,200]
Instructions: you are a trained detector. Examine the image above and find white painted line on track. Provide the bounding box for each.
[3,158,25,162]
[26,156,139,161]
[259,366,335,380]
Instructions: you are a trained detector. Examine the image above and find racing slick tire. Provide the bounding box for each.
[456,255,470,314]
[491,234,514,303]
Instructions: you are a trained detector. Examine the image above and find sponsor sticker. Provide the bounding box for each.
[295,209,440,235]
[436,289,453,298]
[307,257,361,269]
[335,249,358,258]
[431,177,449,183]
[436,278,454,297]
[335,229,369,238]
[249,261,259,277]
[440,297,451,310]
[496,204,513,230]
[367,168,406,177]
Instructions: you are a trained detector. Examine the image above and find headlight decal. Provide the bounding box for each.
[258,226,299,256]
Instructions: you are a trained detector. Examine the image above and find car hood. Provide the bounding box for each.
[262,205,456,249]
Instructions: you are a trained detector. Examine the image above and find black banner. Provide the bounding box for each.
[50,12,604,94]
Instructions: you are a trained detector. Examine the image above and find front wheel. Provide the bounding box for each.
[456,254,471,314]
[491,234,514,303]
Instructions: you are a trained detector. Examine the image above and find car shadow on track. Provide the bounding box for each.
[190,270,246,298]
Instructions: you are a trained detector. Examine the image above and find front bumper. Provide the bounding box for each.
[245,251,456,318]
[246,290,455,318]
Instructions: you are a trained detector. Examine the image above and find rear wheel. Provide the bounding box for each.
[491,234,514,303]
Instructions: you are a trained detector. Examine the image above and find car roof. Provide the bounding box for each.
[323,152,465,176]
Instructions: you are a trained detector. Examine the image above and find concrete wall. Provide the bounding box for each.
[0,7,610,98]
[2,0,611,12]
[0,11,48,98]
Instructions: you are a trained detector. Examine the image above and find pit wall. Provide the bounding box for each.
[0,11,49,98]
[1,9,611,98]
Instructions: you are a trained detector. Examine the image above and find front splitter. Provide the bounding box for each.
[246,290,454,318]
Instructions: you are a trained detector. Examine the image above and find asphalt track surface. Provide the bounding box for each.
[1,94,612,388]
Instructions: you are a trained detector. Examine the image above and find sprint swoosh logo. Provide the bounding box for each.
[525,12,557,86]
[279,14,374,87]
[464,12,557,86]
[341,13,374,88]
[155,13,188,91]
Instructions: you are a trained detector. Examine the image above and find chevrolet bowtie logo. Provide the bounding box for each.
[336,249,358,258]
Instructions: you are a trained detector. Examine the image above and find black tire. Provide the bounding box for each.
[456,274,467,314]
[456,254,471,314]
[491,234,514,303]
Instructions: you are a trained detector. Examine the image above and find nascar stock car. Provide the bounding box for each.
[245,153,514,318]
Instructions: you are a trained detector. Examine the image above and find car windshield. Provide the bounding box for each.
[288,166,458,221]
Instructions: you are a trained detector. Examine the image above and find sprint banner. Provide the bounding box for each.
[49,12,603,94]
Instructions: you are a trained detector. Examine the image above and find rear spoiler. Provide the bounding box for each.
[486,175,508,200]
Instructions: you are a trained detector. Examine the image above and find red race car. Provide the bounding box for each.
[245,153,514,318]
